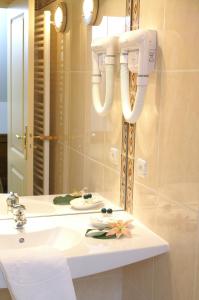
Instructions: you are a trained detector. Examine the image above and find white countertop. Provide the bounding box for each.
[0,211,169,288]
[0,193,122,219]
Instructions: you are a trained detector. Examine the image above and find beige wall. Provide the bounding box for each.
[49,0,126,207]
[123,0,199,300]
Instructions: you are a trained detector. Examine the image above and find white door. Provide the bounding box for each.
[7,0,34,196]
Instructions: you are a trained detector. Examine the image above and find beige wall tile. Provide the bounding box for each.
[122,258,154,300]
[134,72,161,189]
[154,198,198,300]
[139,0,165,30]
[158,72,199,211]
[193,229,199,300]
[163,0,199,70]
[133,182,158,231]
[74,268,123,300]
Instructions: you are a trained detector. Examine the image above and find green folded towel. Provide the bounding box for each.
[85,229,116,239]
[53,194,81,205]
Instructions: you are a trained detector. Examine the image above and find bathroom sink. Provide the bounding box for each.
[0,226,81,251]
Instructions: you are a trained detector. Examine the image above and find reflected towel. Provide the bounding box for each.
[0,246,76,300]
[53,195,81,205]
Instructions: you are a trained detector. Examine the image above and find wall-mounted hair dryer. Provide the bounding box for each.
[91,36,118,116]
[119,30,157,123]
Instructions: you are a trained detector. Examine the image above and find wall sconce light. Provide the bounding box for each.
[82,0,99,25]
[54,2,67,32]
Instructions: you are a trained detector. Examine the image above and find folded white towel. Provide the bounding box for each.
[0,246,77,300]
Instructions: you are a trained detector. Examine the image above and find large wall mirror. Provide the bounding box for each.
[0,0,134,219]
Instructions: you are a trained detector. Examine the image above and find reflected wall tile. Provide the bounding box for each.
[158,72,199,211]
[102,166,121,206]
[49,141,66,194]
[163,0,199,70]
[104,128,122,171]
[122,258,154,300]
[63,31,71,72]
[69,149,84,192]
[104,76,122,171]
[71,1,92,72]
[84,72,105,164]
[154,197,198,300]
[69,72,86,152]
[62,143,70,193]
[83,156,103,194]
[50,70,68,140]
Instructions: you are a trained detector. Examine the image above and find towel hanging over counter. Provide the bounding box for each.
[0,246,77,300]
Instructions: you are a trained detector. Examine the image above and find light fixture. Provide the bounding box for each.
[54,2,67,32]
[82,0,99,25]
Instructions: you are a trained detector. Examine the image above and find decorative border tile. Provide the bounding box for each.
[120,154,127,208]
[120,0,140,211]
[126,157,134,212]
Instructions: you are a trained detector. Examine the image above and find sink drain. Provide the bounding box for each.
[19,237,25,243]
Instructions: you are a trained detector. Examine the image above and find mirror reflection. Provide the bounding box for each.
[0,0,128,219]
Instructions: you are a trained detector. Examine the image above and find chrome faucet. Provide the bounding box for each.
[6,192,19,212]
[12,204,27,228]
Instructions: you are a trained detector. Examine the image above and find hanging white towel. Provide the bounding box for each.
[0,246,77,300]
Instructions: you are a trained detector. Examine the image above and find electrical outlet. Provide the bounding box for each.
[109,147,119,165]
[136,158,148,177]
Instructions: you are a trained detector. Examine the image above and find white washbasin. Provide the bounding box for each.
[0,226,81,251]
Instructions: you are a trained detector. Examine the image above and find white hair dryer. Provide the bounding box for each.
[119,30,157,123]
[91,36,118,116]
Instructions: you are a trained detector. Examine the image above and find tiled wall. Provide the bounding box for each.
[123,0,199,299]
